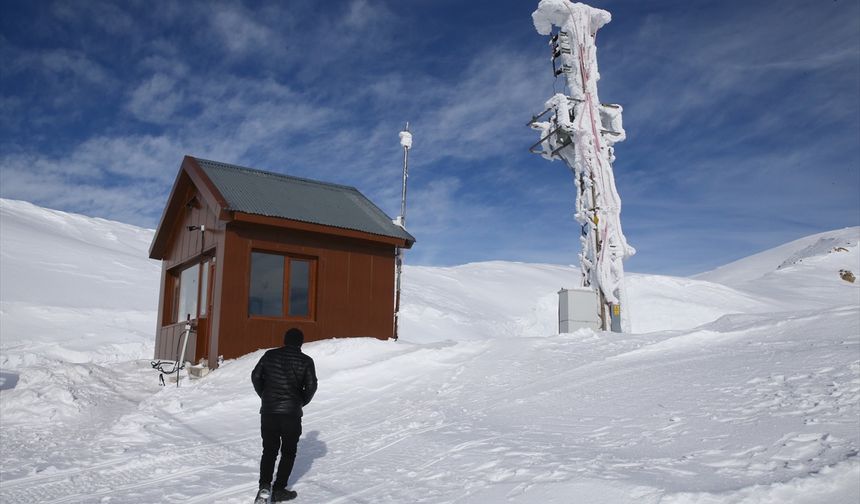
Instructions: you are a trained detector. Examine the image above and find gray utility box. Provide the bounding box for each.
[609,303,622,333]
[558,287,600,333]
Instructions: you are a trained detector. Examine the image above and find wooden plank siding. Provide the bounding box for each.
[161,181,221,270]
[155,323,196,364]
[214,222,396,359]
[153,179,224,362]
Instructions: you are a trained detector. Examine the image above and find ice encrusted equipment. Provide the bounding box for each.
[528,0,635,332]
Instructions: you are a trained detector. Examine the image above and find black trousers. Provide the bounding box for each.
[259,414,302,490]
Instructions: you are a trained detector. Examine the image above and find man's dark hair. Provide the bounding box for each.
[283,328,304,347]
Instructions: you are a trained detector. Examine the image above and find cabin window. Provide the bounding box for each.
[249,251,315,319]
[249,252,284,316]
[176,263,199,323]
[288,259,311,317]
[168,258,213,325]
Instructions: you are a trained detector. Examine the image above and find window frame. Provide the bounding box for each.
[248,250,317,321]
[166,257,213,326]
[174,262,200,324]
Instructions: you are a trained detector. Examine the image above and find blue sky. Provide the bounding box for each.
[1,0,858,275]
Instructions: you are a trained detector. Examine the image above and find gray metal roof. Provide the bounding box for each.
[194,157,414,244]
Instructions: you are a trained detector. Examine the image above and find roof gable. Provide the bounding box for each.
[150,156,414,259]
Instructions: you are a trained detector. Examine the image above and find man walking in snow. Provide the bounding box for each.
[252,328,318,503]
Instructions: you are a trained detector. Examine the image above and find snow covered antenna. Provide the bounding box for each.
[393,123,412,340]
[398,122,412,228]
[528,0,635,332]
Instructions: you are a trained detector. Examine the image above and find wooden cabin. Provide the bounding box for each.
[149,156,415,368]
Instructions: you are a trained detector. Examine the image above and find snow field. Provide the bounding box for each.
[1,199,858,503]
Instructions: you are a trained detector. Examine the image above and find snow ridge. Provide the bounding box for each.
[695,226,860,287]
[778,236,857,270]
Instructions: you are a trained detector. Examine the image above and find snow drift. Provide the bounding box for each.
[0,198,858,503]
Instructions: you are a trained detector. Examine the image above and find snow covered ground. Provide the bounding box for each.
[1,198,858,503]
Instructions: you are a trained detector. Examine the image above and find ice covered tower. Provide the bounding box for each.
[528,0,635,332]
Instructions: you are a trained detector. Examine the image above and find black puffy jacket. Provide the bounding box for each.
[251,345,318,416]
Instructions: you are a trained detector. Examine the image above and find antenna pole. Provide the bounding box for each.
[399,122,411,227]
[394,123,412,341]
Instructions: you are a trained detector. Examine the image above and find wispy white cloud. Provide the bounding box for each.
[209,4,276,56]
[51,0,137,36]
[342,0,393,30]
[0,168,166,226]
[126,73,184,124]
[2,46,116,92]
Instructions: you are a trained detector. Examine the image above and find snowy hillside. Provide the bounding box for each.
[0,199,160,368]
[695,227,860,310]
[0,199,858,503]
[695,228,859,288]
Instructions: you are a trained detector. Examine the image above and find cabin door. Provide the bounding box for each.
[195,259,215,364]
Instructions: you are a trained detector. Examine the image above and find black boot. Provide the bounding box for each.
[272,488,297,502]
[255,486,272,503]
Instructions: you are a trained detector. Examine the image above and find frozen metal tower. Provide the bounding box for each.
[528,0,635,332]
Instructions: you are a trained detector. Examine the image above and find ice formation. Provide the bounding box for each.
[530,0,635,330]
[399,130,413,149]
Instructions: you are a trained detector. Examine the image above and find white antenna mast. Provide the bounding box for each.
[398,123,412,227]
[528,0,635,332]
[393,123,412,340]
